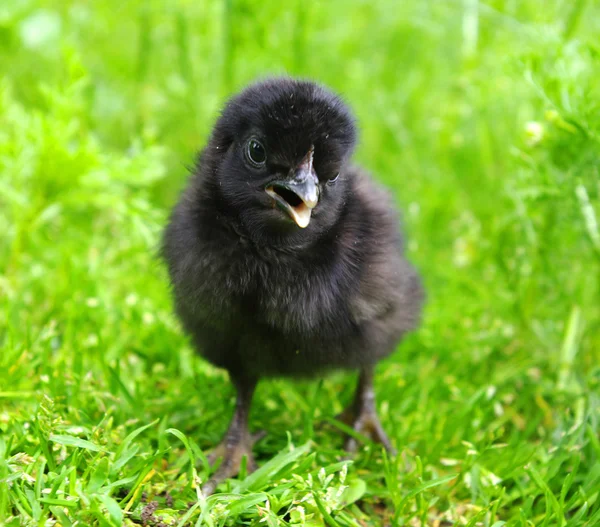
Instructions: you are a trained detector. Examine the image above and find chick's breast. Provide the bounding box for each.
[163,168,423,380]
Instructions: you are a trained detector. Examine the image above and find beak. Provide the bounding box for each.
[265,147,319,228]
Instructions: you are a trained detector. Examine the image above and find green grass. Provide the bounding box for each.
[1,0,599,525]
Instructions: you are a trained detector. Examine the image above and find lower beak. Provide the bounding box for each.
[265,148,319,228]
[265,177,318,228]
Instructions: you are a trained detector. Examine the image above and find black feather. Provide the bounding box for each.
[162,77,423,381]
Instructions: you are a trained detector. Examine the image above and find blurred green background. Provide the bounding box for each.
[1,0,599,525]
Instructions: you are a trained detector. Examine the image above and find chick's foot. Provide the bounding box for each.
[201,430,265,496]
[201,376,260,496]
[336,367,396,455]
[340,405,395,454]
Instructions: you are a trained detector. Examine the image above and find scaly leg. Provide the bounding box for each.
[201,376,262,496]
[337,366,396,454]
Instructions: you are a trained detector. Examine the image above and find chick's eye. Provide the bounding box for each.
[327,173,339,185]
[246,139,266,167]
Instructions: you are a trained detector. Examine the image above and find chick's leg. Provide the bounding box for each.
[339,366,396,455]
[202,376,261,495]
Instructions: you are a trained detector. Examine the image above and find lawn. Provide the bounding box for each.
[1,0,599,525]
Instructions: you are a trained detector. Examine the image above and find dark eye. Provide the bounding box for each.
[327,173,339,185]
[246,138,266,167]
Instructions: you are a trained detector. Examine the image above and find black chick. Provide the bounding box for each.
[162,78,423,495]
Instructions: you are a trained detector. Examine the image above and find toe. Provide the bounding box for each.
[201,435,260,494]
[340,409,396,455]
[317,408,356,433]
[367,419,396,454]
[201,478,218,496]
[207,443,226,466]
[343,436,359,454]
[335,407,356,426]
[245,456,258,474]
[251,430,267,444]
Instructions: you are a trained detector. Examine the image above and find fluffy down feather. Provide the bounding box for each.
[163,78,422,379]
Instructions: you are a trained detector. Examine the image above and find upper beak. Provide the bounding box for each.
[265,147,319,228]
